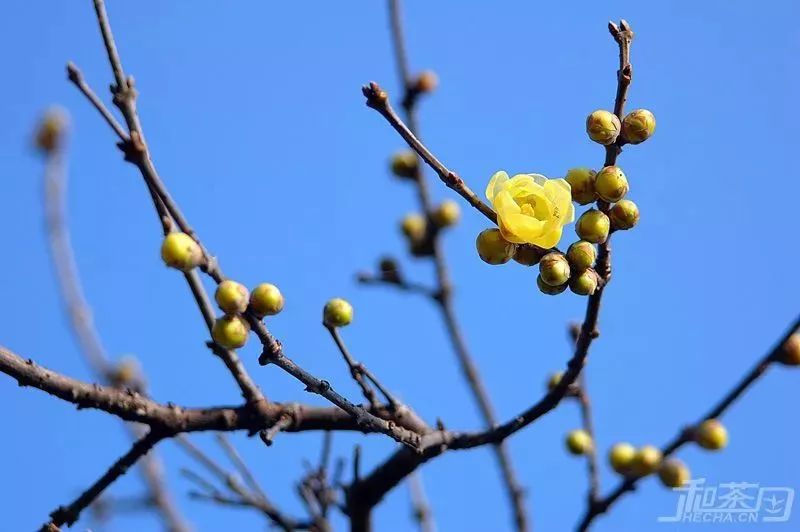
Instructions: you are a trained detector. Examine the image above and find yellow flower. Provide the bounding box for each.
[485,171,575,248]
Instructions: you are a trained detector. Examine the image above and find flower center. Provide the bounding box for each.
[520,203,536,217]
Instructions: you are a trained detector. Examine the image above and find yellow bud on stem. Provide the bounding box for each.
[161,232,203,272]
[323,298,353,328]
[576,209,610,244]
[539,253,571,286]
[695,419,728,451]
[566,429,593,455]
[432,200,461,228]
[215,280,250,315]
[567,241,597,272]
[250,283,285,317]
[212,315,250,349]
[622,109,656,144]
[609,199,640,230]
[608,442,636,475]
[594,166,629,202]
[476,229,516,265]
[659,459,690,488]
[565,168,597,205]
[630,445,663,477]
[586,110,621,145]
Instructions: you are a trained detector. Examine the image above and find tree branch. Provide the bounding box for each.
[577,314,800,531]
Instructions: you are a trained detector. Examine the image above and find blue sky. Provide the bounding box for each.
[1,1,798,531]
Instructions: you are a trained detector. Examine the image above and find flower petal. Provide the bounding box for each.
[531,225,563,249]
[499,213,546,244]
[486,171,509,202]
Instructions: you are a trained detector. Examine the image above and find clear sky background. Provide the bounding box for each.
[1,1,798,531]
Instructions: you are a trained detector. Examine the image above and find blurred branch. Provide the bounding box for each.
[408,472,435,532]
[40,120,189,531]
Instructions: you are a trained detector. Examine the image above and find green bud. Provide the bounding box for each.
[431,200,460,228]
[608,442,636,475]
[215,280,250,315]
[513,245,547,266]
[569,269,599,296]
[622,109,656,144]
[323,298,353,328]
[537,275,567,295]
[565,168,597,205]
[249,283,284,317]
[658,459,690,488]
[576,209,610,244]
[546,371,563,391]
[594,166,629,202]
[161,232,203,272]
[476,229,516,265]
[212,315,250,349]
[566,241,597,271]
[390,150,418,179]
[539,253,571,286]
[695,419,728,451]
[586,110,621,145]
[565,429,593,455]
[609,199,640,230]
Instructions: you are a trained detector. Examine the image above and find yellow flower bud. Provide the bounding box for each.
[212,315,250,349]
[608,442,636,475]
[476,229,516,265]
[161,232,203,272]
[513,245,546,266]
[630,445,662,477]
[539,253,570,287]
[323,298,353,328]
[594,166,629,202]
[400,214,427,242]
[658,459,690,488]
[565,168,597,205]
[586,110,621,145]
[565,429,593,455]
[414,70,439,93]
[249,283,284,317]
[609,199,640,230]
[778,334,800,366]
[110,356,140,387]
[390,150,419,179]
[546,371,563,391]
[566,241,596,272]
[215,280,250,315]
[537,275,567,295]
[576,209,610,244]
[35,107,69,153]
[695,419,728,451]
[432,200,461,228]
[569,268,599,296]
[622,109,656,144]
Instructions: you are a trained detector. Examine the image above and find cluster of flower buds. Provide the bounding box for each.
[209,280,285,350]
[601,418,729,490]
[160,233,284,350]
[400,199,461,257]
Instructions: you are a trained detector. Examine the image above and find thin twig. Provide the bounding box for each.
[41,429,166,531]
[41,134,188,531]
[408,472,435,532]
[576,377,601,505]
[577,314,800,531]
[369,3,528,530]
[326,326,399,410]
[215,434,268,501]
